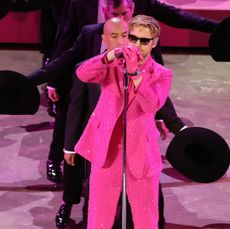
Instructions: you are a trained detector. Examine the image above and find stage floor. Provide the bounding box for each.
[0,47,229,229]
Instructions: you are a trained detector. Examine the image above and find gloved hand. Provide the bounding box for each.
[119,45,143,74]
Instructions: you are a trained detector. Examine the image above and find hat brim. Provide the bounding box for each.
[166,127,230,183]
[0,70,40,114]
[0,0,10,19]
[209,17,230,62]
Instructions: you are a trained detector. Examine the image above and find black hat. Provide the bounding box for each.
[0,0,10,19]
[209,17,230,61]
[166,127,230,183]
[0,70,40,114]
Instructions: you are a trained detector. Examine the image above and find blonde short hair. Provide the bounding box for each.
[129,15,161,38]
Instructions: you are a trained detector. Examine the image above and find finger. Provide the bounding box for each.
[121,46,131,60]
[71,156,75,166]
[123,47,137,65]
[53,95,59,102]
[53,94,60,102]
[162,130,169,140]
[161,133,166,140]
[64,154,71,165]
[50,96,57,102]
[49,96,55,102]
[64,157,71,165]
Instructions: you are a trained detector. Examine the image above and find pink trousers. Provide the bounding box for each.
[87,133,160,229]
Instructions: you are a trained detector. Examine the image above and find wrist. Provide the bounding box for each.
[102,53,111,64]
[102,50,115,64]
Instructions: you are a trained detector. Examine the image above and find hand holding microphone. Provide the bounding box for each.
[115,46,143,88]
[104,47,126,62]
[115,46,143,74]
[104,46,143,88]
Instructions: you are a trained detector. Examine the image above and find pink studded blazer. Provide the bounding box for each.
[74,53,172,179]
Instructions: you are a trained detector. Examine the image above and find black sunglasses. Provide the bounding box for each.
[128,34,154,45]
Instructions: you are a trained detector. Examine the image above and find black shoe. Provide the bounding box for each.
[55,203,72,228]
[47,160,63,183]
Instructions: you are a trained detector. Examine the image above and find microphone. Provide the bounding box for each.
[115,45,134,59]
[115,52,124,59]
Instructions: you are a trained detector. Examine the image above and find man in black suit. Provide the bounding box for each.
[0,0,73,182]
[0,0,69,182]
[39,0,102,185]
[39,0,104,185]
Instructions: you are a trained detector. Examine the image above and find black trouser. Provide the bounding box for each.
[62,155,85,204]
[48,101,67,164]
[48,81,72,165]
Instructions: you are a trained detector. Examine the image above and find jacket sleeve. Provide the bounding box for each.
[149,0,218,33]
[27,24,88,86]
[28,44,79,86]
[133,64,173,114]
[76,53,110,84]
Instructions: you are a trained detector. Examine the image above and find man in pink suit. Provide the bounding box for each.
[66,15,173,228]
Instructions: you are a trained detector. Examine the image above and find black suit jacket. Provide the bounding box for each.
[51,0,98,59]
[28,0,100,94]
[39,0,65,59]
[63,23,103,150]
